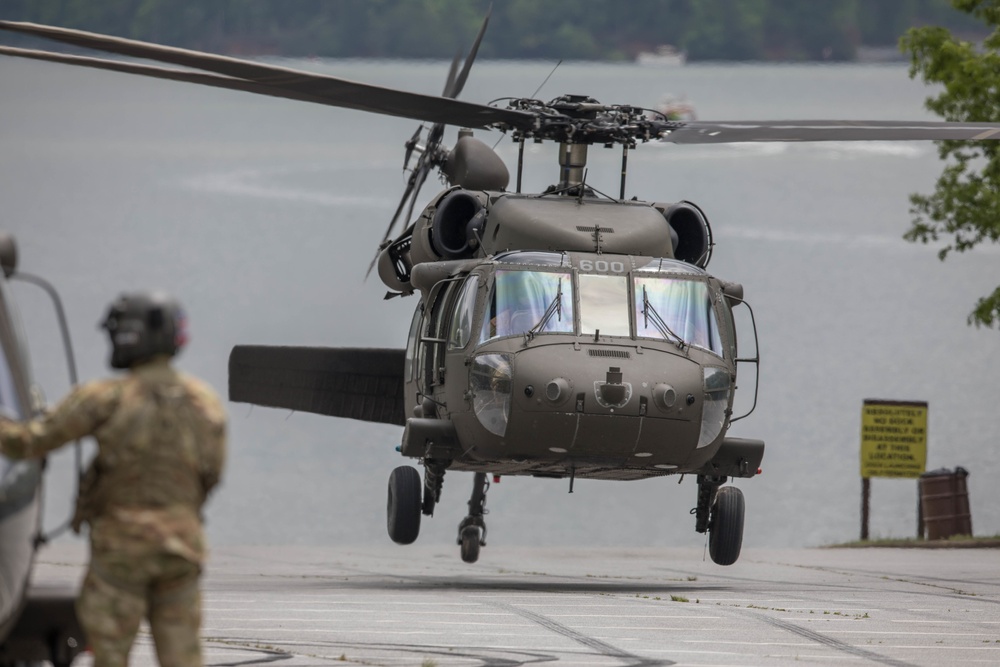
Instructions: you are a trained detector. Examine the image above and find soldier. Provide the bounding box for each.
[0,292,226,667]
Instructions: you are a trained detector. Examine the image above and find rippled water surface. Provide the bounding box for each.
[1,58,997,550]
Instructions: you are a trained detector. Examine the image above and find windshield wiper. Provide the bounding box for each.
[525,279,564,343]
[642,285,687,351]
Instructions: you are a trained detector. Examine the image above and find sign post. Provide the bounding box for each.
[860,399,928,540]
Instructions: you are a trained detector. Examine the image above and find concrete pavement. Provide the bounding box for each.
[33,542,1000,666]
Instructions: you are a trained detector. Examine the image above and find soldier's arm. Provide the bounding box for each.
[202,420,227,497]
[0,380,120,459]
[187,378,227,497]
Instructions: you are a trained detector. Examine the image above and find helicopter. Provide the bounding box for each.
[2,17,999,567]
[0,233,85,666]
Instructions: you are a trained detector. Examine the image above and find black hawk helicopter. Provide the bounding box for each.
[2,16,999,567]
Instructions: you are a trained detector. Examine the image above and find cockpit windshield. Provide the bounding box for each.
[475,257,725,357]
[634,276,723,354]
[479,269,574,342]
[578,274,630,337]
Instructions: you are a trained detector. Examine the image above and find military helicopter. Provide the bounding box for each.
[3,17,999,567]
[0,233,84,666]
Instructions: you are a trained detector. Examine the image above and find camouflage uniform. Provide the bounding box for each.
[0,356,226,667]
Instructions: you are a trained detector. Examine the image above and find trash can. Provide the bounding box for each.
[919,467,972,540]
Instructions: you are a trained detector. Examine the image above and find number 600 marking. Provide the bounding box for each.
[578,259,625,273]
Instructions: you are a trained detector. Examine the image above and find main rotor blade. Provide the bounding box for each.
[0,20,534,130]
[442,52,461,99]
[404,165,433,227]
[364,170,424,279]
[664,120,1000,143]
[0,46,337,107]
[446,6,490,99]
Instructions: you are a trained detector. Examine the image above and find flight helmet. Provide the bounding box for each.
[101,292,187,369]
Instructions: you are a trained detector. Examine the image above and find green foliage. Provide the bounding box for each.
[901,0,1000,327]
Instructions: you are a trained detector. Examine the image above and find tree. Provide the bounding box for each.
[900,0,1000,327]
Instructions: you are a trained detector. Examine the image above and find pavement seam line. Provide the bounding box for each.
[752,613,918,667]
[492,601,673,667]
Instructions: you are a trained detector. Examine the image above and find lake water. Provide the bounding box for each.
[1,57,997,551]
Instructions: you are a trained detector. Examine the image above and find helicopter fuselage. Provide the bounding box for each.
[391,184,760,484]
[227,182,763,565]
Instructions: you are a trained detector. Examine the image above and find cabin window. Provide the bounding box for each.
[578,274,630,337]
[448,276,479,350]
[404,304,423,382]
[478,269,574,342]
[633,276,723,355]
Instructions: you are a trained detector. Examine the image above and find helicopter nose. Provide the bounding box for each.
[512,345,701,420]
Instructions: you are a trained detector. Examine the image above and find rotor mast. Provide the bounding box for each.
[558,143,588,192]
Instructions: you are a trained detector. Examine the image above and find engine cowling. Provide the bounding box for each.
[430,189,486,259]
[657,201,713,268]
[377,188,489,292]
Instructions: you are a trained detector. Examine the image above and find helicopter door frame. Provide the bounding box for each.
[416,278,464,395]
[729,297,760,423]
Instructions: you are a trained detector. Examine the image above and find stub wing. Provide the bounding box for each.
[228,346,406,427]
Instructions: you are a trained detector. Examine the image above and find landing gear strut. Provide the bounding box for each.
[694,475,745,566]
[422,459,448,516]
[457,472,489,563]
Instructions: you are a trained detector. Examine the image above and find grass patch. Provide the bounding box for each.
[825,534,1000,549]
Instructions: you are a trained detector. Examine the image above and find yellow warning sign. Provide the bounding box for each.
[860,400,927,479]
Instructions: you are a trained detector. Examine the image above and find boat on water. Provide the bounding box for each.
[636,44,686,67]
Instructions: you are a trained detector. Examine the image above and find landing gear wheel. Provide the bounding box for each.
[460,525,482,563]
[709,485,745,566]
[387,466,422,545]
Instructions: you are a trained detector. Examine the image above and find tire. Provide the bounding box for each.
[709,485,745,566]
[460,525,481,563]
[387,466,422,545]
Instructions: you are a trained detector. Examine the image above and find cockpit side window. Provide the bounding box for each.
[405,303,423,382]
[478,269,574,343]
[448,276,480,350]
[634,276,724,355]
